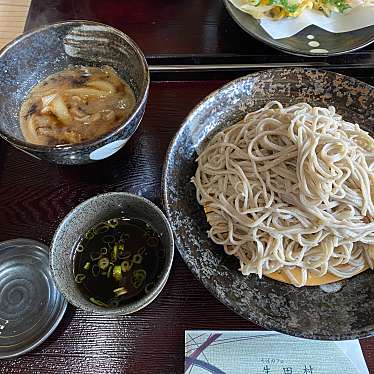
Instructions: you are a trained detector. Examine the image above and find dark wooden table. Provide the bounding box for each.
[1,1,373,373]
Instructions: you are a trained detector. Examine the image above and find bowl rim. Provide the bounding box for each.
[162,68,374,340]
[0,20,150,152]
[0,238,68,359]
[223,0,374,57]
[50,192,174,315]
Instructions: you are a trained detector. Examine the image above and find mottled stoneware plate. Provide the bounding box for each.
[162,68,374,340]
[224,0,374,56]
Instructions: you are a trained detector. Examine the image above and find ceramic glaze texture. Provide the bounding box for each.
[163,68,374,340]
[0,21,149,165]
[224,0,374,57]
[50,192,174,315]
[0,239,67,358]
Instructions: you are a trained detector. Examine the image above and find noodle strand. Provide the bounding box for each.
[192,102,374,287]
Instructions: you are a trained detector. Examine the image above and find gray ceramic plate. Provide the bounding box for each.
[162,68,374,340]
[224,0,374,56]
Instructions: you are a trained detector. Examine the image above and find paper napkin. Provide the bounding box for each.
[184,330,369,374]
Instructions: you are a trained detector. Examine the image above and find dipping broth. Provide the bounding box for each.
[73,217,165,308]
[20,65,136,145]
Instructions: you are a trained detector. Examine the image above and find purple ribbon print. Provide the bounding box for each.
[185,333,225,374]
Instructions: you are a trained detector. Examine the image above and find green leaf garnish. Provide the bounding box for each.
[268,0,299,13]
[325,0,351,12]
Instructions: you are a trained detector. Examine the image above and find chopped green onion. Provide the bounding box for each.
[133,280,143,289]
[118,251,131,260]
[100,247,108,255]
[113,287,128,296]
[107,265,113,278]
[83,262,91,270]
[103,235,115,244]
[94,223,109,234]
[74,273,86,283]
[112,243,118,260]
[76,244,85,252]
[89,297,108,307]
[137,246,146,255]
[132,254,143,264]
[117,243,125,259]
[134,269,146,278]
[113,265,122,282]
[85,229,96,240]
[90,250,101,261]
[132,269,146,288]
[118,243,125,256]
[98,257,109,270]
[120,233,130,241]
[107,218,119,228]
[145,282,154,294]
[121,260,133,272]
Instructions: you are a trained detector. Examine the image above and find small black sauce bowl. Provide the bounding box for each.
[50,192,174,315]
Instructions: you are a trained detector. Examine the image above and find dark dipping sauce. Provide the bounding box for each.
[73,217,165,308]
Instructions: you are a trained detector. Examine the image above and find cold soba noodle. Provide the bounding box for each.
[192,101,374,287]
[20,66,135,145]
